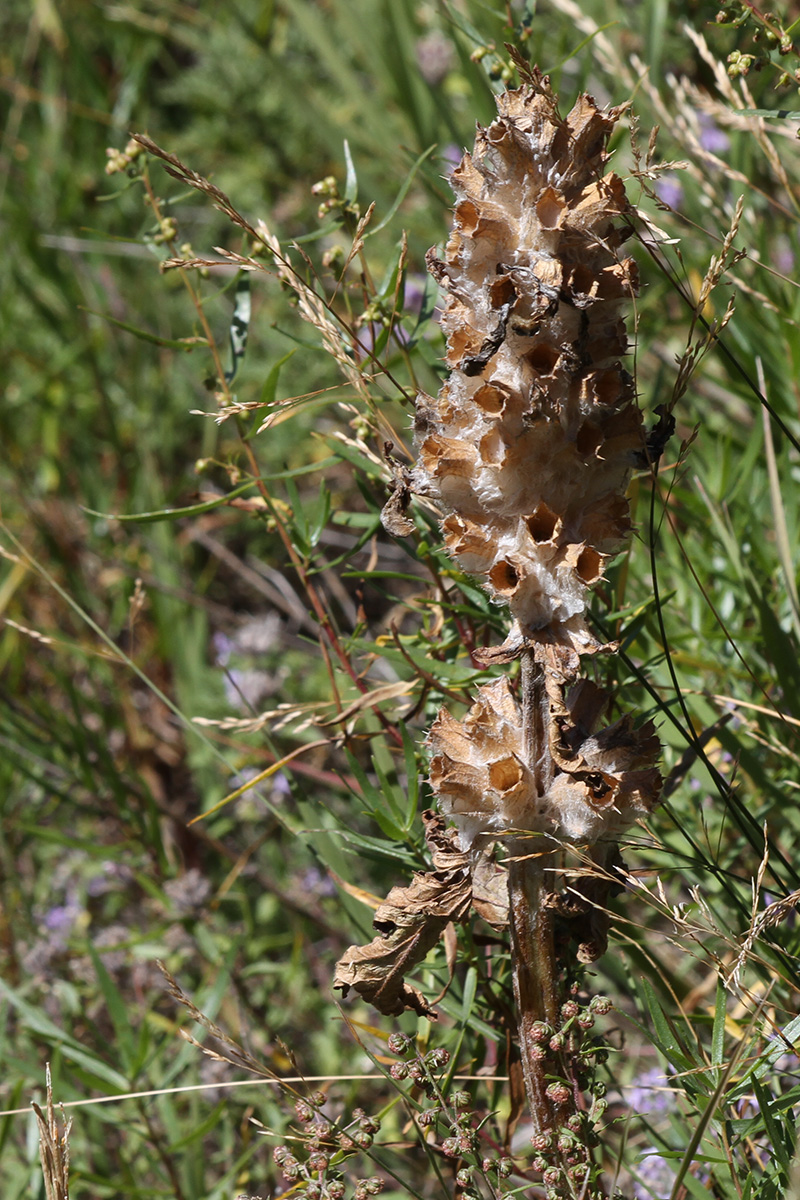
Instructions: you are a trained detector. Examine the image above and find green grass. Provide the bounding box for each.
[2,1,800,1196]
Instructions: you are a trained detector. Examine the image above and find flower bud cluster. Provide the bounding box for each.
[520,994,615,1196]
[384,1035,522,1191]
[105,137,144,176]
[271,1094,383,1200]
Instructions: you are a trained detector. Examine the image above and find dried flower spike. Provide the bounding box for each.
[428,675,660,852]
[341,71,661,1159]
[414,77,642,668]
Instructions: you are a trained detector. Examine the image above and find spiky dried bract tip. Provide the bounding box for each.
[415,85,643,662]
[429,677,660,850]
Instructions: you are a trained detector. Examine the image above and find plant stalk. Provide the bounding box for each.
[509,650,564,1136]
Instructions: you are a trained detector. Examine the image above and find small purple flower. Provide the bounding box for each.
[271,771,291,799]
[633,1147,677,1199]
[87,860,133,897]
[441,143,464,174]
[212,631,233,667]
[92,924,131,974]
[697,112,730,155]
[415,32,454,87]
[655,173,683,210]
[735,1092,758,1118]
[775,236,795,275]
[234,614,280,655]
[300,865,337,898]
[165,868,212,915]
[626,1066,676,1114]
[43,903,81,934]
[223,667,275,711]
[403,274,427,317]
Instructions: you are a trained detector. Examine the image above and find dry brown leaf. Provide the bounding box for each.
[472,850,510,929]
[333,812,472,1017]
[380,458,416,538]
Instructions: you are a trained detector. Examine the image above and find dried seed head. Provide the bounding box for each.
[414,83,644,664]
[428,675,660,849]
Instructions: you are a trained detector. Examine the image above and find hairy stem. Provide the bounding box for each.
[508,848,560,1135]
[509,651,566,1136]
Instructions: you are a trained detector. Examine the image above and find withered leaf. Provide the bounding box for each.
[472,848,509,929]
[333,812,472,1017]
[380,452,415,538]
[543,845,625,963]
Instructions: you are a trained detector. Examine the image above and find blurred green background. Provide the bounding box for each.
[2,1,800,1197]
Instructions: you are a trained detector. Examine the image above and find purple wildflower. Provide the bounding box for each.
[300,865,337,898]
[441,143,464,174]
[655,174,683,210]
[403,274,427,316]
[223,667,275,710]
[234,614,280,655]
[775,236,795,275]
[415,32,454,87]
[633,1147,677,1199]
[164,867,212,915]
[626,1066,676,1115]
[697,112,730,155]
[43,902,81,934]
[271,771,291,799]
[87,860,133,897]
[212,631,233,667]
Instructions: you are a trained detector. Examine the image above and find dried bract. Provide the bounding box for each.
[429,676,660,851]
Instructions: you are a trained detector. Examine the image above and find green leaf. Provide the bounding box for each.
[87,942,136,1073]
[284,473,309,554]
[735,108,800,120]
[224,272,251,384]
[79,306,209,350]
[442,965,480,1095]
[400,722,420,831]
[259,348,298,408]
[307,481,332,549]
[0,978,129,1090]
[338,828,420,867]
[638,977,694,1072]
[753,1077,791,1170]
[365,144,437,238]
[711,975,726,1070]
[82,477,261,523]
[728,1013,800,1100]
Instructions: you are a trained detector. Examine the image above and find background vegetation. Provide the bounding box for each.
[2,1,800,1197]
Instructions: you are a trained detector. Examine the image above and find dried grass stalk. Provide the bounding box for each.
[33,1065,72,1200]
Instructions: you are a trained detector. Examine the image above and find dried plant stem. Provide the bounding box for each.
[510,650,565,1136]
[508,850,561,1136]
[520,652,553,798]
